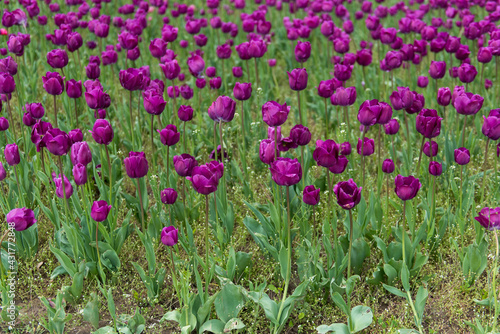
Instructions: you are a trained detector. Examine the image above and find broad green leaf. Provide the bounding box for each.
[224,318,245,331]
[382,284,407,299]
[215,283,244,323]
[414,286,428,323]
[82,292,99,329]
[316,323,350,334]
[331,292,349,317]
[349,305,373,333]
[401,263,410,292]
[199,319,225,333]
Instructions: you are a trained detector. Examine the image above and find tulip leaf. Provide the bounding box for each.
[316,323,350,334]
[215,282,245,323]
[50,244,76,277]
[401,263,411,292]
[200,319,225,333]
[349,305,373,333]
[224,318,245,331]
[82,292,99,329]
[331,292,349,317]
[415,286,428,323]
[382,284,407,299]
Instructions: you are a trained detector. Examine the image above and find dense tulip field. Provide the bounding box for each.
[1,0,500,332]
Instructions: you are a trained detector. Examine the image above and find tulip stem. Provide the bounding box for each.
[324,98,329,139]
[171,79,177,126]
[166,146,170,187]
[404,113,411,164]
[137,179,145,232]
[297,91,302,125]
[241,101,246,148]
[150,115,155,166]
[361,128,366,190]
[402,200,406,265]
[58,157,69,222]
[129,90,134,147]
[348,210,353,279]
[274,186,292,334]
[301,146,305,189]
[461,115,467,148]
[183,121,187,152]
[344,106,351,142]
[254,57,260,88]
[274,126,278,161]
[74,99,78,128]
[213,123,218,161]
[53,95,58,128]
[492,229,499,332]
[6,99,16,139]
[415,136,425,175]
[385,174,390,222]
[480,138,491,204]
[204,195,210,299]
[105,145,113,207]
[169,247,179,297]
[95,219,106,284]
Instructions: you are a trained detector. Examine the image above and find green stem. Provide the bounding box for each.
[213,122,218,161]
[348,210,353,278]
[480,138,491,204]
[297,90,302,125]
[53,95,58,128]
[402,201,406,265]
[415,136,425,175]
[461,115,467,148]
[274,186,292,334]
[58,157,69,220]
[324,98,329,139]
[137,179,145,232]
[493,229,499,332]
[105,145,112,207]
[205,195,210,298]
[361,128,366,190]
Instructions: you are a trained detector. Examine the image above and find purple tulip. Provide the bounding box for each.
[260,139,278,165]
[287,68,308,91]
[340,142,352,155]
[482,111,500,140]
[394,174,421,201]
[119,68,144,91]
[178,105,194,122]
[54,174,73,199]
[187,165,219,195]
[22,112,36,126]
[384,119,400,135]
[328,155,349,174]
[429,161,442,176]
[160,60,180,81]
[161,188,178,204]
[124,151,149,179]
[47,49,68,69]
[417,76,429,88]
[423,141,438,158]
[232,67,243,77]
[161,226,179,246]
[91,200,111,222]
[390,87,413,110]
[477,47,493,63]
[90,119,114,145]
[416,109,442,138]
[290,124,311,146]
[358,99,389,126]
[454,147,470,165]
[43,128,71,156]
[313,139,339,167]
[333,179,362,210]
[262,101,290,127]
[0,117,8,131]
[437,87,451,106]
[0,72,15,94]
[474,207,500,230]
[208,96,236,123]
[143,89,166,115]
[429,61,446,79]
[6,208,36,231]
[357,137,375,156]
[332,87,357,106]
[157,125,180,146]
[0,162,5,181]
[66,79,82,99]
[173,154,198,177]
[453,92,484,115]
[317,80,335,98]
[233,82,252,101]
[303,185,320,206]
[4,143,20,166]
[269,157,302,186]
[457,63,477,83]
[295,41,311,63]
[70,141,92,166]
[209,77,222,90]
[73,163,87,185]
[42,72,64,95]
[382,159,395,173]
[0,56,18,75]
[187,53,205,78]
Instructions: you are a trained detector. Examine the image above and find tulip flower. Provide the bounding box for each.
[453,91,484,147]
[6,208,36,231]
[73,163,87,186]
[161,226,179,246]
[42,72,64,127]
[54,173,73,199]
[91,200,111,222]
[295,41,311,63]
[333,178,362,277]
[124,151,149,230]
[161,188,177,205]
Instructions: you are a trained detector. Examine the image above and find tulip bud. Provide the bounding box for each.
[382,159,395,173]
